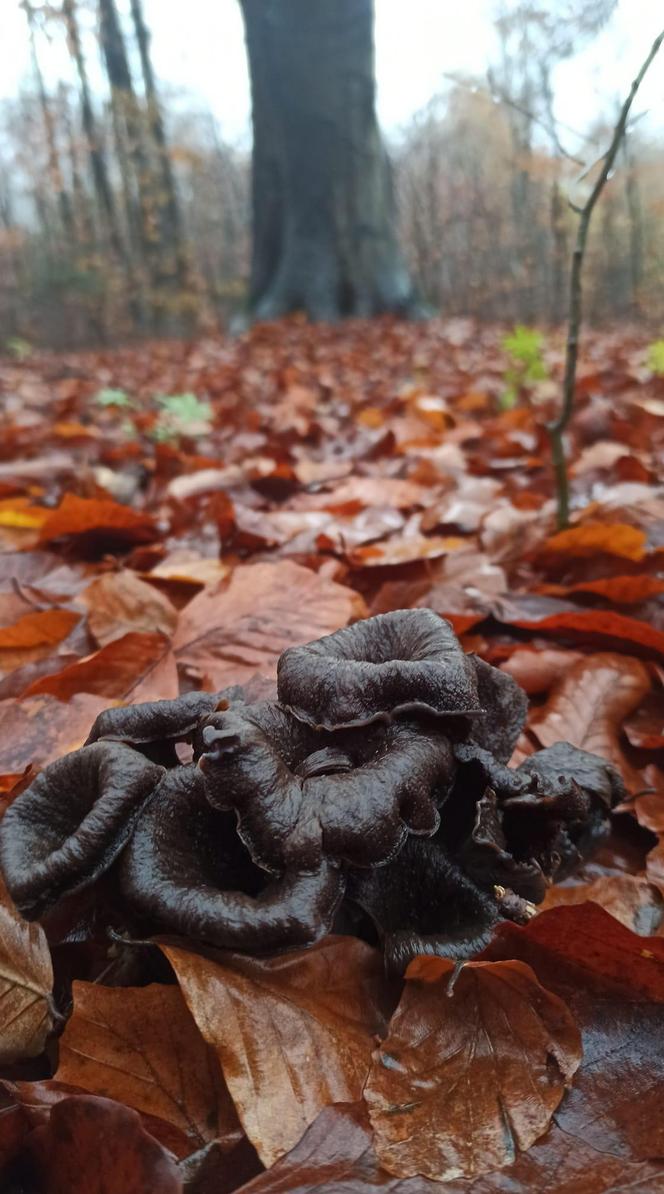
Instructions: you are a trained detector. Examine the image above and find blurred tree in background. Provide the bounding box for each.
[0,0,663,347]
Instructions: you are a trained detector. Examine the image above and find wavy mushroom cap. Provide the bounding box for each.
[277,609,481,730]
[119,765,345,952]
[199,701,455,872]
[0,742,163,920]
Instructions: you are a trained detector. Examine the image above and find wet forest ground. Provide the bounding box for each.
[0,315,663,1191]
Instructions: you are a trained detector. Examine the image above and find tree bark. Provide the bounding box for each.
[240,0,419,321]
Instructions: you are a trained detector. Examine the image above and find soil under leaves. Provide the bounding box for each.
[0,315,663,1192]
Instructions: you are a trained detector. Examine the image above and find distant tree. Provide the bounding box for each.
[239,0,419,321]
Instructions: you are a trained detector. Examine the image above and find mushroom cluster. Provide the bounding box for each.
[0,610,624,970]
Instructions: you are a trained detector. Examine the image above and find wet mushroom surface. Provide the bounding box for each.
[0,609,625,971]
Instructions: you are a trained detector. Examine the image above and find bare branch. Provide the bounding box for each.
[549,27,664,529]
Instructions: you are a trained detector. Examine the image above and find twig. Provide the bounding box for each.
[548,28,664,530]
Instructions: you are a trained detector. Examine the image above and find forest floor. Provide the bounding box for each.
[0,315,663,1191]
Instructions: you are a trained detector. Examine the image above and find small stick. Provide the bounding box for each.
[549,28,664,530]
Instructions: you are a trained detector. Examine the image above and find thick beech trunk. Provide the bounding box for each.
[240,0,418,321]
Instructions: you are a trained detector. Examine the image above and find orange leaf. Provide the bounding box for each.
[504,609,664,663]
[0,499,50,530]
[539,575,664,604]
[37,494,157,546]
[365,958,581,1182]
[542,523,647,561]
[0,609,79,650]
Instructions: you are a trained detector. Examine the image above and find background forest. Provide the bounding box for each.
[2,0,664,347]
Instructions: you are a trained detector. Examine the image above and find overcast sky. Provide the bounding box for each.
[1,0,663,148]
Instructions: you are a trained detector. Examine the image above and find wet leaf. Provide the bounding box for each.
[540,875,664,935]
[161,936,393,1167]
[0,877,53,1063]
[56,982,241,1155]
[365,956,581,1182]
[29,1094,182,1193]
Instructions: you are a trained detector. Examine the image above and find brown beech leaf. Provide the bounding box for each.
[174,561,365,690]
[161,936,393,1167]
[0,877,53,1063]
[624,691,664,750]
[56,981,240,1155]
[541,522,647,561]
[24,632,178,703]
[0,693,112,772]
[529,653,651,791]
[0,609,79,649]
[232,1101,664,1194]
[540,875,664,936]
[37,494,157,548]
[364,957,581,1183]
[3,1078,192,1161]
[82,571,177,647]
[483,906,664,1164]
[29,1095,182,1194]
[499,647,583,695]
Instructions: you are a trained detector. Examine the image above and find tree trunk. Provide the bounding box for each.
[240,0,419,321]
[129,0,188,288]
[62,0,125,262]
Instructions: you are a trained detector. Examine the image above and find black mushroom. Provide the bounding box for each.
[0,609,625,969]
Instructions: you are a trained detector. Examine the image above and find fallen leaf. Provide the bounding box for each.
[540,875,664,936]
[174,561,365,690]
[0,693,112,772]
[529,653,651,790]
[541,523,647,561]
[500,647,583,695]
[56,982,240,1155]
[0,609,79,649]
[37,494,157,549]
[624,691,664,750]
[347,535,467,567]
[82,571,177,647]
[0,877,53,1063]
[161,936,393,1167]
[501,609,664,664]
[539,575,664,604]
[29,1095,182,1194]
[25,632,178,703]
[365,957,581,1182]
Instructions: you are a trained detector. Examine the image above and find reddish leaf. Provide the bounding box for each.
[347,535,467,567]
[365,957,581,1182]
[56,982,241,1156]
[29,1095,182,1194]
[174,561,365,690]
[500,647,583,695]
[624,690,664,750]
[0,693,112,773]
[161,936,394,1167]
[37,494,157,548]
[540,875,664,935]
[502,609,664,663]
[540,575,664,604]
[25,632,178,702]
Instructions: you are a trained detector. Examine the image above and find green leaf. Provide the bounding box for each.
[646,339,664,375]
[93,388,134,408]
